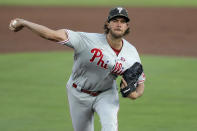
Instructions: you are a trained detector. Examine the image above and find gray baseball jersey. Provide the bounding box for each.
[58,29,145,91]
[58,29,145,131]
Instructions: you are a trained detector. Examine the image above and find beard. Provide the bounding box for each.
[109,28,126,39]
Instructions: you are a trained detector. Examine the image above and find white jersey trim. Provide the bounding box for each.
[137,72,146,84]
[138,80,145,84]
[57,29,70,45]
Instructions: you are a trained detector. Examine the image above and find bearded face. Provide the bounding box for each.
[107,17,129,38]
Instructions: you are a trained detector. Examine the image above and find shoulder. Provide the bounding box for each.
[122,39,141,63]
[66,29,102,37]
[123,39,138,53]
[78,32,105,39]
[65,29,105,41]
[76,32,106,44]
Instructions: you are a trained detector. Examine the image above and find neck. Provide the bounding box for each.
[106,33,123,50]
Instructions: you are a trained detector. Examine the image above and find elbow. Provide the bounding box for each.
[128,91,143,100]
[52,34,66,42]
[44,30,66,42]
[39,32,56,41]
[128,92,138,100]
[45,33,62,42]
[129,96,137,100]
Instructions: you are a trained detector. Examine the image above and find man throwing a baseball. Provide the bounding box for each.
[9,7,146,131]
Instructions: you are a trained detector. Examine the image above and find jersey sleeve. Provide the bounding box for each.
[57,29,83,51]
[127,42,146,84]
[137,72,146,84]
[135,52,146,84]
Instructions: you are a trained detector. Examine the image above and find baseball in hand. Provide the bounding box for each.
[9,19,17,31]
[12,20,17,26]
[9,19,24,32]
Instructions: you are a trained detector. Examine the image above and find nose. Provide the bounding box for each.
[116,21,122,27]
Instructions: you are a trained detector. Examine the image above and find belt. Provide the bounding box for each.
[72,83,102,96]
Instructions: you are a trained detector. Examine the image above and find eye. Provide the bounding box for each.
[112,19,118,22]
[120,19,126,23]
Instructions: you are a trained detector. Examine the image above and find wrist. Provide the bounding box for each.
[21,19,27,26]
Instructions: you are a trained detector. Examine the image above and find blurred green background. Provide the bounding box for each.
[0,0,197,7]
[1,52,197,131]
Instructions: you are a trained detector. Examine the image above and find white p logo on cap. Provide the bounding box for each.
[117,7,123,13]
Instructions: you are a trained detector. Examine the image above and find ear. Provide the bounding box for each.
[105,21,109,25]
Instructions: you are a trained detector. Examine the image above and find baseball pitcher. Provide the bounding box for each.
[9,7,146,131]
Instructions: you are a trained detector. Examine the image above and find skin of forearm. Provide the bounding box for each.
[136,84,144,97]
[128,83,144,100]
[22,20,60,42]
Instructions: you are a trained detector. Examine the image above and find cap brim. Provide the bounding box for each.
[108,15,130,22]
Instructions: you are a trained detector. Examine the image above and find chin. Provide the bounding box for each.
[112,33,124,38]
[110,31,124,38]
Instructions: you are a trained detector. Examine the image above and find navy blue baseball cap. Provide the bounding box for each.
[107,7,130,22]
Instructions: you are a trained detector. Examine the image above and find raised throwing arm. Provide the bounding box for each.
[9,18,67,42]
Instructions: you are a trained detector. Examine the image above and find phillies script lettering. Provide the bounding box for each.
[111,62,123,75]
[90,48,108,69]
